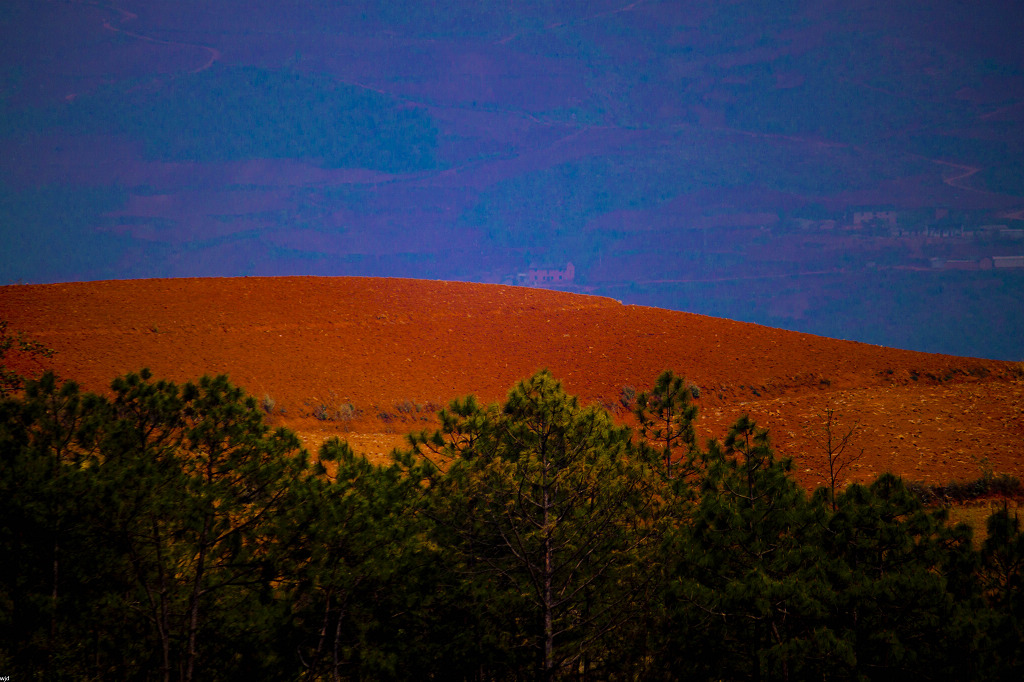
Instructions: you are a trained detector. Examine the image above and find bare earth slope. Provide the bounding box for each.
[2,277,1022,487]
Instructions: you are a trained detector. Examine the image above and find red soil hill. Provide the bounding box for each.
[2,277,1021,488]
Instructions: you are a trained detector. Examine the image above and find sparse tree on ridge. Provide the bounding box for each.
[634,369,699,480]
[808,403,863,512]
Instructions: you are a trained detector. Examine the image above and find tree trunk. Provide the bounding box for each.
[543,467,555,680]
[332,604,343,682]
[306,589,331,680]
[544,543,554,680]
[184,515,212,682]
[48,534,59,676]
[152,519,173,682]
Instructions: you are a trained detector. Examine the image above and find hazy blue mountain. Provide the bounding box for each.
[2,0,1023,358]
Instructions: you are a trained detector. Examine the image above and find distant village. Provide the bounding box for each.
[505,262,576,287]
[501,206,1024,289]
[791,207,1024,271]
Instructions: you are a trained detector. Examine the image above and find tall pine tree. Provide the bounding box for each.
[407,370,669,679]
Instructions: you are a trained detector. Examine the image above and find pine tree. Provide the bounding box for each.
[978,506,1024,679]
[409,370,669,680]
[820,474,981,680]
[0,373,121,679]
[98,371,310,682]
[281,437,453,680]
[634,369,699,480]
[665,415,834,681]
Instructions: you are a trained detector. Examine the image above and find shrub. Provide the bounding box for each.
[907,473,1022,504]
[311,402,359,422]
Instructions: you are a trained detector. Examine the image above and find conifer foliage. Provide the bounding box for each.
[405,370,669,679]
[634,369,698,480]
[1,367,1023,680]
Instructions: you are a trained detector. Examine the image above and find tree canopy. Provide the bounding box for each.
[1,367,1022,680]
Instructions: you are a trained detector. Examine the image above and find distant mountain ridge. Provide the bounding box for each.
[2,0,1024,358]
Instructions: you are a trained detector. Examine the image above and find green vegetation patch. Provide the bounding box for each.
[2,364,1023,679]
[58,66,440,171]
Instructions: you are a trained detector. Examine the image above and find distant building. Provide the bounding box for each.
[992,256,1024,269]
[852,210,898,227]
[933,258,978,270]
[515,262,575,287]
[977,225,1008,240]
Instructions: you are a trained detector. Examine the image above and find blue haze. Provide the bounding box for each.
[1,1,1023,358]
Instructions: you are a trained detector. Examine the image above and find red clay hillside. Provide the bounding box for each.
[2,276,1021,488]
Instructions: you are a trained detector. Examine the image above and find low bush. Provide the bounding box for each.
[907,473,1022,504]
